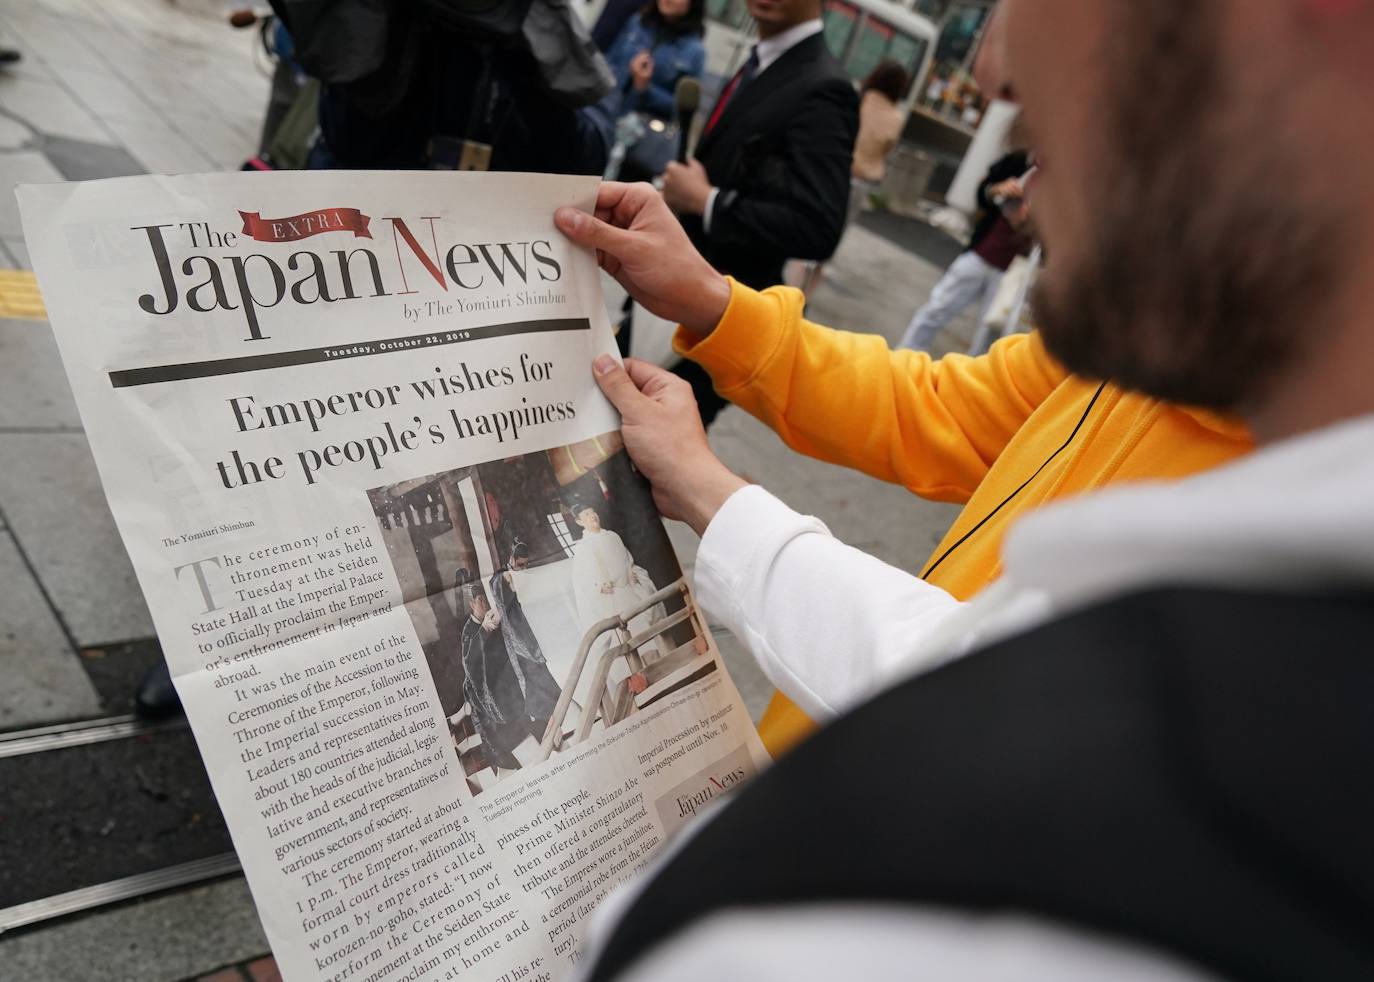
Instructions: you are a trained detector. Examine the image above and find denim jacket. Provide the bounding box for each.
[602,14,706,119]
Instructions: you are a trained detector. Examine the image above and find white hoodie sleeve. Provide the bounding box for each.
[692,484,967,721]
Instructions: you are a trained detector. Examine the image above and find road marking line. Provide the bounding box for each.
[0,269,47,320]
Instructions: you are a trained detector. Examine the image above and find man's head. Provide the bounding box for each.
[459,578,488,619]
[574,505,603,534]
[509,541,530,571]
[468,591,489,619]
[984,0,1374,433]
[747,0,822,39]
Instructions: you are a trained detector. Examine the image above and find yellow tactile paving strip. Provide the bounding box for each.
[0,269,47,321]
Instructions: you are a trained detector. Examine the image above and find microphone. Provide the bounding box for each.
[674,77,701,164]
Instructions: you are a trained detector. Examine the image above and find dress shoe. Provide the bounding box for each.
[135,660,182,718]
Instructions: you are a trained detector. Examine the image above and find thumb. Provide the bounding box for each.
[555,207,634,259]
[593,354,651,416]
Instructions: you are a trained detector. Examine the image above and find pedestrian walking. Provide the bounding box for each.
[850,60,909,219]
[897,149,1032,353]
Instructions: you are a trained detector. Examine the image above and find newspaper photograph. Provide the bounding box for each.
[17,171,768,982]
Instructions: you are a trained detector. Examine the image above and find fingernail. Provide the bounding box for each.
[594,355,616,375]
[556,207,582,231]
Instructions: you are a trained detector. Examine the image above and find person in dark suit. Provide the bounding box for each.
[660,0,859,426]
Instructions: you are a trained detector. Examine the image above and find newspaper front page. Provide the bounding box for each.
[18,171,768,982]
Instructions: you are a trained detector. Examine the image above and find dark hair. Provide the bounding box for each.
[458,579,486,613]
[510,540,530,563]
[640,0,705,38]
[862,60,911,102]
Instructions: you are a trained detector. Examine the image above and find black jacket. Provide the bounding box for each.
[685,33,859,290]
[270,0,606,173]
[969,149,1031,251]
[583,586,1374,982]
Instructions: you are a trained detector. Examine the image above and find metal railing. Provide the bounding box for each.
[0,714,231,932]
[0,714,188,759]
[537,578,705,762]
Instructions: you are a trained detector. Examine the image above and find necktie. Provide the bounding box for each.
[705,46,759,135]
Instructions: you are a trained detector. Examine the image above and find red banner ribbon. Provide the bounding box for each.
[238,207,372,243]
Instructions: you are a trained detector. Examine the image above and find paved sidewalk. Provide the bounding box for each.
[0,0,267,735]
[0,1,976,977]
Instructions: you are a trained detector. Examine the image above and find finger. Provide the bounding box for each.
[593,355,654,414]
[611,183,661,226]
[623,358,682,396]
[555,207,636,258]
[595,248,621,276]
[599,251,622,278]
[595,181,638,214]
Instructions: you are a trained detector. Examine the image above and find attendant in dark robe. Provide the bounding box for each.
[458,581,533,772]
[489,543,563,729]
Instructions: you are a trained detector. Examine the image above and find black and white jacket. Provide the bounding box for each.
[574,415,1374,982]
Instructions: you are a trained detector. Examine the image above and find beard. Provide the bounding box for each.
[1032,2,1339,411]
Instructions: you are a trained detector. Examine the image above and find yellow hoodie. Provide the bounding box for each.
[675,281,1253,757]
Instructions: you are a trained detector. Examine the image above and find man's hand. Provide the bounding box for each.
[988,177,1024,203]
[630,51,654,91]
[592,356,747,535]
[555,183,730,338]
[661,159,713,217]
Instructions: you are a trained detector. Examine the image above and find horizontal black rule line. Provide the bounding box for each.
[107,318,590,388]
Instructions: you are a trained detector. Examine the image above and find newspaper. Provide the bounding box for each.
[18,171,768,982]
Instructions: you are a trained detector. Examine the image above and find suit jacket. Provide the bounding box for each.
[685,33,859,290]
